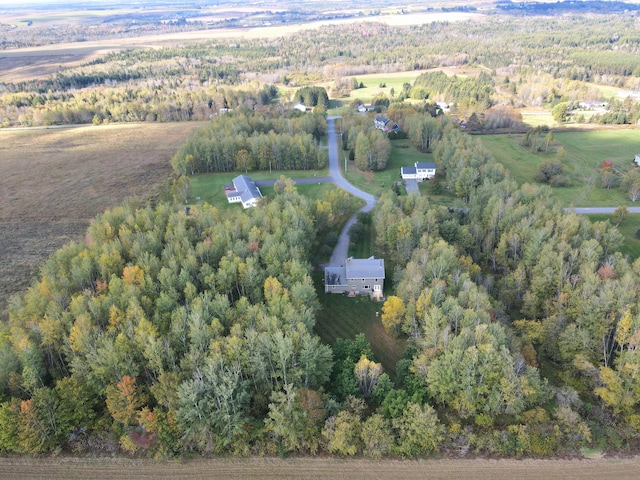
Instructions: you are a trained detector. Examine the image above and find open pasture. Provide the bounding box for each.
[0,121,205,315]
[480,129,640,207]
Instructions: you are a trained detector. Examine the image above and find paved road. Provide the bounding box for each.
[326,117,378,267]
[255,177,332,187]
[567,207,640,214]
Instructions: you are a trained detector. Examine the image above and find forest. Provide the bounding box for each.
[3,14,640,127]
[2,119,639,457]
[2,4,640,461]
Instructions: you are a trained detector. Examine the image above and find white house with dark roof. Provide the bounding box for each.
[324,256,385,300]
[401,161,436,181]
[374,116,400,133]
[226,175,263,208]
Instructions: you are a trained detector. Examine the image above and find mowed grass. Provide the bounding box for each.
[189,168,330,213]
[341,138,434,197]
[0,121,206,316]
[314,273,406,380]
[480,129,640,207]
[586,214,640,260]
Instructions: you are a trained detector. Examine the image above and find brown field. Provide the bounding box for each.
[0,121,206,317]
[0,455,639,480]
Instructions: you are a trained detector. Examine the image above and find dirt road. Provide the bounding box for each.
[0,455,638,480]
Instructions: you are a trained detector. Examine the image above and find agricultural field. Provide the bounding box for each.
[0,121,206,317]
[480,129,640,207]
[1,454,639,480]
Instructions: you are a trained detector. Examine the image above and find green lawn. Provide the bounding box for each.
[313,272,406,380]
[341,138,434,198]
[480,130,640,207]
[189,168,329,213]
[586,214,640,260]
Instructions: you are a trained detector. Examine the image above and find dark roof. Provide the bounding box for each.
[416,161,436,170]
[401,166,417,175]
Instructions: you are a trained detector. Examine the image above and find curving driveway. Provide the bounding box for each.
[326,117,377,267]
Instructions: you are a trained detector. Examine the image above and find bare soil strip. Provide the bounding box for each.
[0,455,638,480]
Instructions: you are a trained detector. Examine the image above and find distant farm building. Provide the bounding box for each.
[324,256,385,300]
[635,154,640,166]
[225,175,263,208]
[357,104,376,113]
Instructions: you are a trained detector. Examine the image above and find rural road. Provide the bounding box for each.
[568,207,640,214]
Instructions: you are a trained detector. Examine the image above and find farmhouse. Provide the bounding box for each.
[294,103,307,112]
[324,256,385,300]
[225,175,263,208]
[635,154,640,166]
[357,104,376,113]
[401,161,437,181]
[374,116,400,133]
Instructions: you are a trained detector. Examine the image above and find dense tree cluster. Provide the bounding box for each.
[171,109,328,174]
[339,113,391,171]
[1,188,336,455]
[411,71,495,114]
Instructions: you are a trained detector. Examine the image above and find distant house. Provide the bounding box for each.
[324,256,385,300]
[226,175,263,208]
[374,116,400,133]
[357,104,376,113]
[401,161,437,181]
[436,102,451,112]
[635,154,640,166]
[294,103,307,112]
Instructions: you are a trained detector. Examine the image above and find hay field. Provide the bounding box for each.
[0,455,638,480]
[0,121,206,317]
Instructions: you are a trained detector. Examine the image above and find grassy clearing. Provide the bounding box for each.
[189,168,330,213]
[0,121,206,316]
[348,211,374,258]
[586,214,640,260]
[341,138,433,197]
[480,129,640,207]
[314,272,406,379]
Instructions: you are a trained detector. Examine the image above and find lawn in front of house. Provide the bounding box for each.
[341,138,434,198]
[189,168,329,212]
[313,272,406,381]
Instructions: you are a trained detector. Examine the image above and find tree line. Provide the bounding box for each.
[170,108,328,174]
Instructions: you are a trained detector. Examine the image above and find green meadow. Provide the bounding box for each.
[480,129,640,207]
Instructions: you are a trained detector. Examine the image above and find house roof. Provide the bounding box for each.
[416,161,436,170]
[401,166,417,175]
[233,175,262,204]
[345,256,385,280]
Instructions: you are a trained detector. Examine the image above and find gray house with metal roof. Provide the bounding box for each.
[226,175,263,208]
[325,256,385,300]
